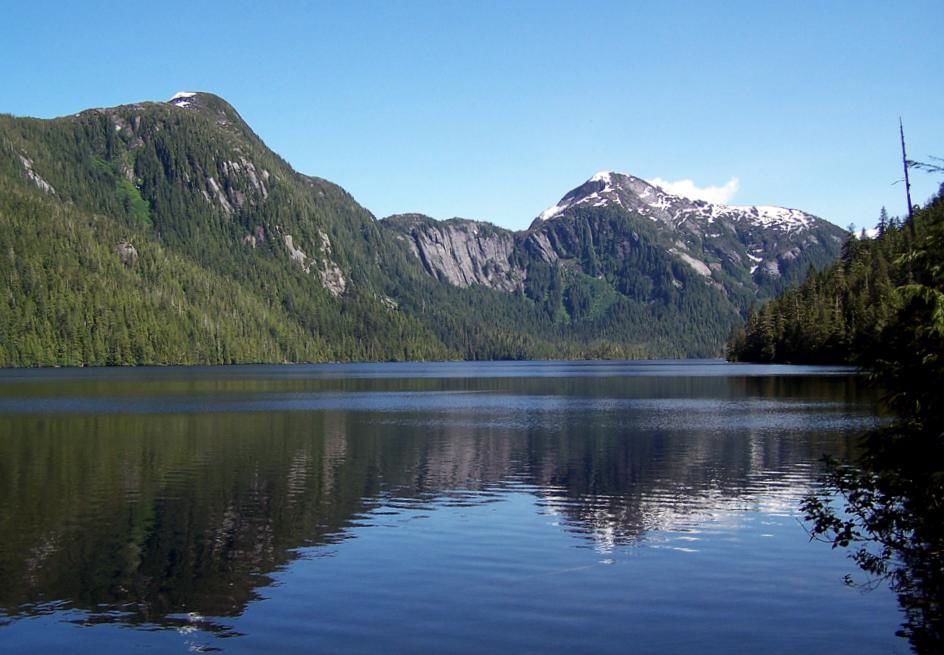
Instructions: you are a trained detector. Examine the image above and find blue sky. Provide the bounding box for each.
[2,1,941,231]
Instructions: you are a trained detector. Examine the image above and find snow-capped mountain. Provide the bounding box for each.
[168,91,197,108]
[528,170,847,289]
[386,169,848,326]
[538,171,818,233]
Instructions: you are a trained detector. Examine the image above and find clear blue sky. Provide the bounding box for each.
[2,1,941,231]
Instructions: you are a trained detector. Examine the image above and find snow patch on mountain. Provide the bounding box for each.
[169,92,197,108]
[732,205,813,229]
[538,201,568,222]
[537,171,818,233]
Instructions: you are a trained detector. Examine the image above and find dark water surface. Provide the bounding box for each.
[0,360,906,653]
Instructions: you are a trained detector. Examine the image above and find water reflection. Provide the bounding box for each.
[803,421,944,654]
[0,364,874,636]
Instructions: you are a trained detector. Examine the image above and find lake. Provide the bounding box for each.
[0,360,907,653]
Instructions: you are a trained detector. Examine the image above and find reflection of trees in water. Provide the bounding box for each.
[803,424,944,654]
[0,412,373,626]
[528,423,859,552]
[802,207,944,653]
[0,379,866,628]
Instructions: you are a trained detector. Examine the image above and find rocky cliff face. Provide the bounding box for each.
[385,214,525,292]
[383,171,848,306]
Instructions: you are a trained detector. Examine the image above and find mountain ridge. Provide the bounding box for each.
[537,170,821,232]
[383,168,846,307]
[0,92,848,365]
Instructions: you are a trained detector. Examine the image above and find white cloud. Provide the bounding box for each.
[646,176,740,205]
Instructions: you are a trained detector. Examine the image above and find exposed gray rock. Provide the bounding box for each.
[763,259,781,277]
[316,230,347,297]
[282,234,310,272]
[280,231,347,297]
[18,154,56,195]
[319,262,347,297]
[670,249,712,277]
[386,215,525,292]
[205,176,233,214]
[524,232,560,265]
[116,241,138,265]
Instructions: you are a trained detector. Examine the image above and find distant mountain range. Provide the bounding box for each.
[0,92,847,365]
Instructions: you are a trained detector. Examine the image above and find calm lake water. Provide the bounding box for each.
[0,360,907,654]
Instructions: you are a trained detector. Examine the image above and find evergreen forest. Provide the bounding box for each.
[1,93,826,367]
[788,186,944,652]
[727,190,944,366]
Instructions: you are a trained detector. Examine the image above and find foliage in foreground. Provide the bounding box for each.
[800,188,944,653]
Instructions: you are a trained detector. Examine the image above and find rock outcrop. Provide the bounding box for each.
[115,241,138,265]
[385,214,525,292]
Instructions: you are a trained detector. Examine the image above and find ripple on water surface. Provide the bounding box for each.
[0,361,905,654]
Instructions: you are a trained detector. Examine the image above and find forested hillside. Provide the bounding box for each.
[385,173,847,360]
[795,185,944,652]
[727,188,944,365]
[0,92,842,366]
[0,95,458,364]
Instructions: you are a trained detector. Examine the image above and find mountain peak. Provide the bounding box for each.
[168,91,198,107]
[159,91,264,147]
[537,171,821,232]
[163,91,236,115]
[538,171,643,222]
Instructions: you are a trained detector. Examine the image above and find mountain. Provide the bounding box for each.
[0,92,456,364]
[0,92,846,366]
[386,172,846,301]
[382,172,847,353]
[537,171,844,294]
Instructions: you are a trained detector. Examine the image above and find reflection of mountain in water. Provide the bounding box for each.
[0,372,873,627]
